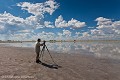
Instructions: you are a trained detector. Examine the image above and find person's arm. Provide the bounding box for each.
[39,41,46,46]
[41,40,46,46]
[40,43,43,46]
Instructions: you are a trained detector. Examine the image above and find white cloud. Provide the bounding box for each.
[0,0,59,39]
[44,21,54,28]
[94,17,120,35]
[0,25,4,30]
[30,31,56,40]
[17,0,59,16]
[63,29,71,37]
[95,17,112,25]
[55,15,68,28]
[88,26,94,29]
[83,17,120,40]
[55,15,86,28]
[0,11,26,34]
[0,11,25,26]
[16,0,58,29]
[57,32,63,39]
[91,29,105,35]
[68,18,86,28]
[73,32,81,39]
[82,32,90,37]
[75,32,81,36]
[0,0,120,41]
[17,30,32,33]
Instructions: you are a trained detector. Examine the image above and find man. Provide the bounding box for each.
[35,38,44,63]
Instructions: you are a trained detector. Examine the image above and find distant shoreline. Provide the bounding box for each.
[0,40,120,43]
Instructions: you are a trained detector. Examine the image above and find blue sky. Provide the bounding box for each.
[0,0,120,40]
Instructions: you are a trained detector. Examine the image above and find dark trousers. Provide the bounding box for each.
[36,52,39,61]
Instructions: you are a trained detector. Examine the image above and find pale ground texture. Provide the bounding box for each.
[0,46,120,80]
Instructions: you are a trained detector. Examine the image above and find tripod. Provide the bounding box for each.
[39,44,57,65]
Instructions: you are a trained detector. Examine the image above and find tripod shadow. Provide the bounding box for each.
[39,44,62,69]
[38,61,62,69]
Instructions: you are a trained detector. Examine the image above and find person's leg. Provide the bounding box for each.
[36,52,39,60]
[36,52,40,63]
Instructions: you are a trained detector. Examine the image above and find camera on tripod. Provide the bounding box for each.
[43,40,46,46]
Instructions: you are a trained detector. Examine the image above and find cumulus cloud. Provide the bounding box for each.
[82,32,90,37]
[0,0,120,40]
[30,31,56,40]
[0,0,59,40]
[0,11,25,34]
[17,0,59,29]
[0,0,87,40]
[84,17,120,40]
[91,29,104,35]
[17,30,32,33]
[44,21,54,28]
[72,17,120,40]
[75,32,81,37]
[73,32,81,39]
[63,29,71,37]
[0,25,4,30]
[55,15,86,28]
[17,0,59,16]
[57,32,63,38]
[93,17,120,35]
[55,15,68,28]
[68,18,86,28]
[95,17,113,25]
[88,26,94,29]
[0,11,25,26]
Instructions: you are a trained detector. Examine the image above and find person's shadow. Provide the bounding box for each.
[38,61,62,69]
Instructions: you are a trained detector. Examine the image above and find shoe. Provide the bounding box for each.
[36,59,41,63]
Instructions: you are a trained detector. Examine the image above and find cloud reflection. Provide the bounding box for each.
[1,41,120,60]
[42,42,120,60]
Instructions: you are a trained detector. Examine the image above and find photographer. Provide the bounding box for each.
[35,38,45,63]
